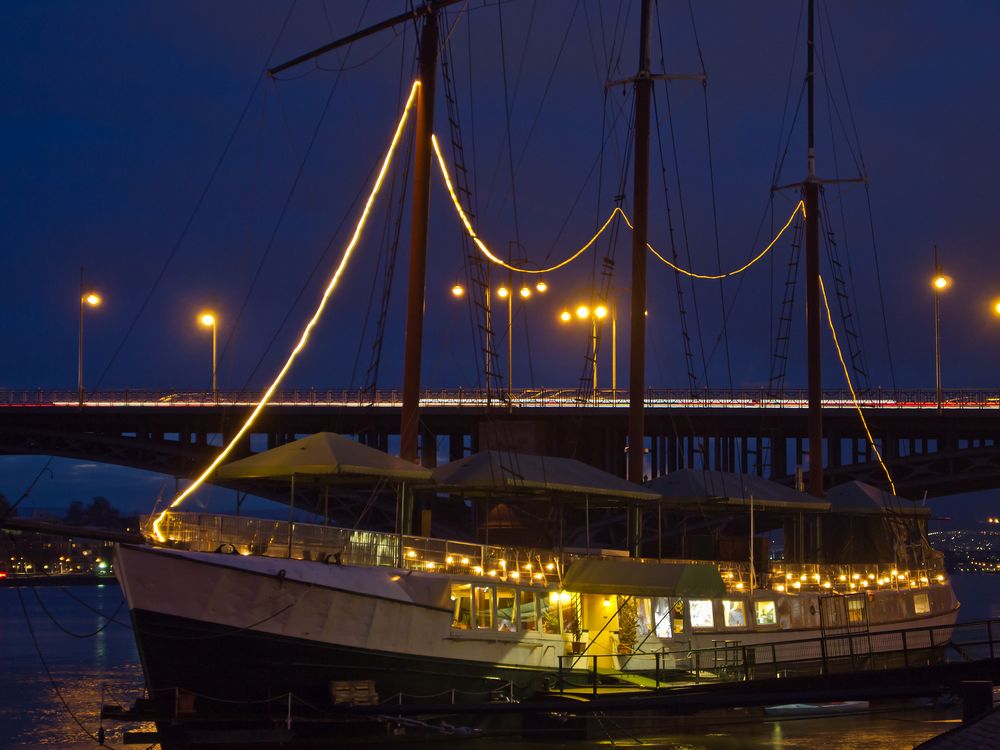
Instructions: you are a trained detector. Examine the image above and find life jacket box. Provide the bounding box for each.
[330,679,379,706]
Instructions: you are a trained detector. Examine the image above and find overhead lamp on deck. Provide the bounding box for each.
[559,310,572,323]
[496,285,510,299]
[519,286,532,299]
[451,284,465,297]
[535,281,548,293]
[575,305,590,320]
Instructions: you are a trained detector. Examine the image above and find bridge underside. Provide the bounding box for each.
[0,404,998,499]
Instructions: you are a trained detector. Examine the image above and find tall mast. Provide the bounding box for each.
[628,0,653,484]
[400,11,439,463]
[804,0,823,497]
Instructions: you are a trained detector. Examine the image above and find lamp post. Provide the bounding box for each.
[559,302,614,401]
[78,268,102,405]
[931,246,951,415]
[199,311,218,401]
[450,278,547,409]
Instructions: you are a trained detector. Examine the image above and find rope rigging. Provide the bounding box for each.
[150,80,421,539]
[433,136,807,280]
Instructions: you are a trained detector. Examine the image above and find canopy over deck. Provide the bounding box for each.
[562,558,726,597]
[431,451,660,502]
[826,481,930,516]
[215,432,433,482]
[646,469,830,512]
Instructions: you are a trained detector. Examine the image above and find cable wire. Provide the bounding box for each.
[819,274,895,494]
[150,81,421,539]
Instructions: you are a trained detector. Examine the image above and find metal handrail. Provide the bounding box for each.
[553,618,997,693]
[4,386,1000,409]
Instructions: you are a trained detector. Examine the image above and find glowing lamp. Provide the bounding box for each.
[535,281,548,293]
[575,305,590,319]
[559,310,571,323]
[519,286,531,299]
[992,299,1000,316]
[199,312,216,327]
[451,284,465,297]
[496,286,510,299]
[594,305,608,319]
[932,275,951,291]
[83,292,102,307]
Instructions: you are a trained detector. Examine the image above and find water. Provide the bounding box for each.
[3,577,997,749]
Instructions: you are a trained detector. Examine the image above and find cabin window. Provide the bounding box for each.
[636,598,653,638]
[560,593,581,636]
[496,588,517,632]
[722,600,746,627]
[847,598,866,625]
[475,586,494,629]
[519,592,539,631]
[652,598,673,638]
[539,592,559,633]
[689,599,714,629]
[755,600,777,626]
[451,583,472,629]
[913,593,930,614]
[672,599,685,634]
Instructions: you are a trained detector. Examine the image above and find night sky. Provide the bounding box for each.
[2,1,999,514]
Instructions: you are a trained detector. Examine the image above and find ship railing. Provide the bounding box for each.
[143,512,566,579]
[553,618,998,693]
[765,561,949,594]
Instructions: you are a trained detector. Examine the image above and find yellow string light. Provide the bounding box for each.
[627,201,806,279]
[819,274,896,495]
[432,134,805,280]
[150,80,422,542]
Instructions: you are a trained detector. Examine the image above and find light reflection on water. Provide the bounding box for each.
[2,578,995,749]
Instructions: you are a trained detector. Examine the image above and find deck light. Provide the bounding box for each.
[473,566,483,575]
[559,592,572,604]
[406,550,417,559]
[735,582,744,590]
[775,584,785,592]
[792,582,801,590]
[509,571,520,580]
[496,286,509,299]
[425,562,435,570]
[535,281,548,293]
[603,598,611,608]
[822,582,832,589]
[838,574,847,582]
[594,305,608,319]
[936,574,945,582]
[533,573,544,581]
[575,305,590,319]
[451,284,465,297]
[446,556,454,565]
[545,563,555,572]
[559,310,572,322]
[868,573,876,580]
[524,563,532,570]
[488,570,497,577]
[460,557,470,565]
[519,286,531,299]
[932,275,951,291]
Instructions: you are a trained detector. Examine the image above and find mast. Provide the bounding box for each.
[804,0,823,497]
[400,11,439,463]
[628,0,653,484]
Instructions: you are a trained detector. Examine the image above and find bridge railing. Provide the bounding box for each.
[4,387,1000,409]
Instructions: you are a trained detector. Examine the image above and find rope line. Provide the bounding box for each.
[150,80,421,538]
[819,275,895,495]
[433,133,805,279]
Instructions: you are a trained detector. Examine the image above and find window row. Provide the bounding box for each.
[451,584,580,634]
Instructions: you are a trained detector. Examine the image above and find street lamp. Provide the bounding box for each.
[199,311,218,400]
[78,268,102,405]
[449,280,547,408]
[931,246,951,414]
[559,301,616,400]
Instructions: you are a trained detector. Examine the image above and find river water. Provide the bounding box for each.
[1,574,997,749]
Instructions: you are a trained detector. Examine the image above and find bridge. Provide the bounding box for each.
[1,387,999,499]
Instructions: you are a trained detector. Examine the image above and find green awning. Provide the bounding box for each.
[561,558,726,598]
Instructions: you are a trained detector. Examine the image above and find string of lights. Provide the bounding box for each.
[432,134,805,280]
[150,80,422,541]
[819,275,896,495]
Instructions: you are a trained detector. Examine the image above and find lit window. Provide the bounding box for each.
[539,592,559,633]
[519,592,538,632]
[496,588,517,632]
[689,599,714,629]
[451,583,472,629]
[475,586,494,629]
[913,593,930,614]
[755,600,777,626]
[722,600,746,627]
[653,598,673,638]
[847,598,866,624]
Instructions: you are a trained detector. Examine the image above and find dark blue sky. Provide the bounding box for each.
[3,0,999,394]
[2,1,999,514]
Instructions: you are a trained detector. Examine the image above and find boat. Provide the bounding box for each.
[115,439,958,742]
[109,0,960,744]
